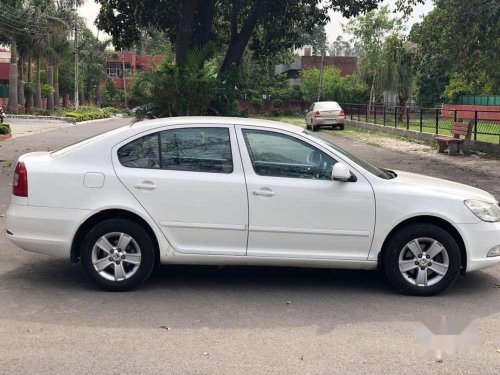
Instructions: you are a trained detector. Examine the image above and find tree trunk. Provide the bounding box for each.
[219,1,262,76]
[34,57,42,109]
[54,66,60,108]
[79,84,85,105]
[18,57,25,113]
[96,79,102,107]
[8,39,19,113]
[46,64,55,111]
[397,95,408,122]
[174,0,198,68]
[26,55,34,112]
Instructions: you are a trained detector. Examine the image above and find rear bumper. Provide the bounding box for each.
[312,118,344,126]
[6,203,92,258]
[456,221,500,272]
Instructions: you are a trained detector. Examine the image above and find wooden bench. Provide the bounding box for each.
[435,121,473,155]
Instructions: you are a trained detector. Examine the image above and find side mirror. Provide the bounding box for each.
[331,162,354,182]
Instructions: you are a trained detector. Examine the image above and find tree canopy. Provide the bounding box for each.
[95,0,383,76]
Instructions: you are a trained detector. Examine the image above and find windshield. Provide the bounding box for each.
[304,130,391,179]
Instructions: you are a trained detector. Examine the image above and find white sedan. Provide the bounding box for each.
[6,117,500,295]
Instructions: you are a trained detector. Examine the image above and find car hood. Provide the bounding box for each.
[393,170,497,203]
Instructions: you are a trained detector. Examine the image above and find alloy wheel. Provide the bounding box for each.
[398,237,449,287]
[91,232,142,282]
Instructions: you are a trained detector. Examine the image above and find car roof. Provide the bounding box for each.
[130,116,304,135]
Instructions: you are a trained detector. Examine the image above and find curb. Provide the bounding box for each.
[0,133,12,141]
[6,115,76,124]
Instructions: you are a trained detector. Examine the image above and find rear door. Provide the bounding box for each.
[112,124,248,256]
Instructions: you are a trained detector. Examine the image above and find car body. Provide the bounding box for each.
[305,101,345,131]
[6,117,500,294]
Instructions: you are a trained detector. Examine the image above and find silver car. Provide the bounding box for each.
[305,101,345,131]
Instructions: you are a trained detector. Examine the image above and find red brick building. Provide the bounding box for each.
[106,51,162,89]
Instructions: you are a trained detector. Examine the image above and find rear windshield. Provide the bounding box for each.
[314,102,341,110]
[51,127,125,157]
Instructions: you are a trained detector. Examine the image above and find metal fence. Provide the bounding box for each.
[341,103,500,144]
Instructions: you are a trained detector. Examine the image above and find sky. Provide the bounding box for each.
[78,0,434,43]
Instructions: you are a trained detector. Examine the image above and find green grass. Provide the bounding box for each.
[354,115,500,144]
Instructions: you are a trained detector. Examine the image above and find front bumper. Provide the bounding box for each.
[456,221,500,272]
[6,203,92,258]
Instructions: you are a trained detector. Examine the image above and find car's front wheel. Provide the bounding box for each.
[80,219,156,291]
[383,223,461,296]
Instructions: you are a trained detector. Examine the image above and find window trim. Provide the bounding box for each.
[117,126,235,174]
[241,128,337,181]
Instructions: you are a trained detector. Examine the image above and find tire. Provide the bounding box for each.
[382,223,461,296]
[312,123,319,132]
[80,218,157,291]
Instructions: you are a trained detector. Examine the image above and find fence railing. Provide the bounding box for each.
[340,103,500,144]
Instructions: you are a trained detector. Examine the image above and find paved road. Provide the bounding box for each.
[0,119,499,374]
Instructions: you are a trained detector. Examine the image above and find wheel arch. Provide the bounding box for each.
[378,215,467,274]
[70,209,160,263]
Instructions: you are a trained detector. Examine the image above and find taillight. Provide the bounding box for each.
[314,110,321,117]
[13,161,28,197]
[339,108,345,117]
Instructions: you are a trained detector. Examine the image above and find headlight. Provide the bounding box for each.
[464,200,500,222]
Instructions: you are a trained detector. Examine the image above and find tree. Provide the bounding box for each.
[347,5,400,112]
[297,26,328,56]
[410,0,499,105]
[378,34,416,118]
[79,28,111,106]
[95,0,382,76]
[300,67,368,103]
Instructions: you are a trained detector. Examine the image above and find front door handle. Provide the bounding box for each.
[253,189,275,197]
[134,181,157,191]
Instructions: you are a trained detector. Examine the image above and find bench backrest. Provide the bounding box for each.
[451,121,473,139]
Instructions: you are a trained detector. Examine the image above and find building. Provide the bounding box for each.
[0,49,11,106]
[275,46,358,85]
[106,51,162,89]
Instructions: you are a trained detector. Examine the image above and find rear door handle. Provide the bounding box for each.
[134,181,157,191]
[253,189,275,197]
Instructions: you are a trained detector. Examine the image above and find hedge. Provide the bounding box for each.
[0,123,11,135]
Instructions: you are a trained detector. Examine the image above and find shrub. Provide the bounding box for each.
[0,123,11,134]
[273,98,284,108]
[250,97,263,112]
[41,84,55,98]
[271,109,283,117]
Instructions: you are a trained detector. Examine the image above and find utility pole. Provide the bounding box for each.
[74,1,79,109]
[317,52,325,102]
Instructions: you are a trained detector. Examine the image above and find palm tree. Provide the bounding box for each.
[79,28,111,106]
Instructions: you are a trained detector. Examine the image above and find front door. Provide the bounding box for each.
[113,125,248,256]
[236,126,375,260]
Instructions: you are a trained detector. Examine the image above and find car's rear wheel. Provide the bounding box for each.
[312,122,319,131]
[80,219,156,291]
[383,224,461,296]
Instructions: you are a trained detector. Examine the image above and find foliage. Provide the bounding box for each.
[300,67,369,103]
[0,123,11,135]
[41,84,55,98]
[378,33,417,108]
[250,97,264,112]
[297,26,328,56]
[128,46,219,118]
[95,0,382,75]
[62,106,114,122]
[410,0,499,105]
[273,98,284,108]
[347,5,401,105]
